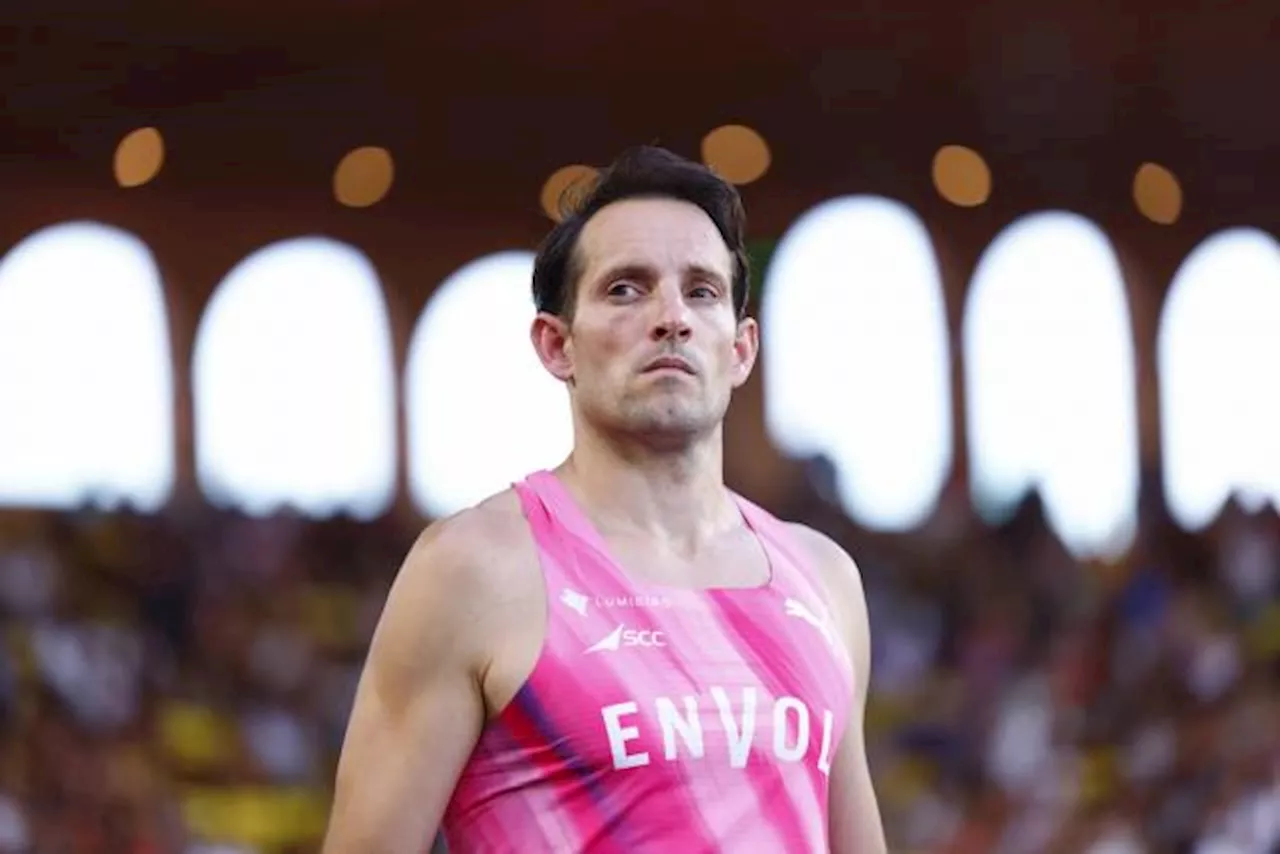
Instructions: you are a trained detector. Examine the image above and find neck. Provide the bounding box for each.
[555,424,737,551]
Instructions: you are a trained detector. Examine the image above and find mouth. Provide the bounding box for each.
[642,356,696,375]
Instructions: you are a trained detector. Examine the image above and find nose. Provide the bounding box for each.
[651,282,692,342]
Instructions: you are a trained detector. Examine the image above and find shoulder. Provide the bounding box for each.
[402,488,533,589]
[779,521,867,607]
[782,522,857,573]
[737,491,865,604]
[780,521,872,677]
[738,494,868,615]
[370,489,537,674]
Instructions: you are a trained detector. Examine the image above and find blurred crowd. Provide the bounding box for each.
[789,465,1280,854]
[0,501,412,854]
[0,466,1278,853]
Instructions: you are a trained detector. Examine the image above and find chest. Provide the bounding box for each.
[523,590,852,780]
[601,527,773,589]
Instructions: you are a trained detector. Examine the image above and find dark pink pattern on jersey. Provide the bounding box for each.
[440,470,854,853]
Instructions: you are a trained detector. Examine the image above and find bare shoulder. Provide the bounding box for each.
[371,489,537,680]
[401,489,532,588]
[325,490,537,853]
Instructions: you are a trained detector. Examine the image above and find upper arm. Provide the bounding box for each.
[322,517,493,854]
[789,525,888,854]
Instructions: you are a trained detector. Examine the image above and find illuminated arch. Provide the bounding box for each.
[762,196,953,530]
[963,211,1139,557]
[192,237,397,519]
[1158,228,1280,529]
[405,251,572,518]
[0,221,174,509]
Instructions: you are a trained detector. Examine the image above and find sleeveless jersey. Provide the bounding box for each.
[440,470,855,853]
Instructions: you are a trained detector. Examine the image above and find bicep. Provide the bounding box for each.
[325,660,484,853]
[323,543,488,853]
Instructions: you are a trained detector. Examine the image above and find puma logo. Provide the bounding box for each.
[784,598,837,648]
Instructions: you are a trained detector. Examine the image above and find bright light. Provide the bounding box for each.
[0,221,174,509]
[540,165,599,222]
[114,127,165,188]
[1133,162,1183,225]
[193,237,397,519]
[333,146,394,208]
[763,195,953,530]
[1159,228,1280,528]
[701,125,771,185]
[932,145,991,208]
[406,252,572,518]
[964,211,1139,558]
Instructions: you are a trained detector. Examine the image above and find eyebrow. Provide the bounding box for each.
[595,262,730,288]
[594,263,651,285]
[685,264,730,287]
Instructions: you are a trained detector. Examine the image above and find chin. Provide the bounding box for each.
[598,388,730,440]
[628,404,718,439]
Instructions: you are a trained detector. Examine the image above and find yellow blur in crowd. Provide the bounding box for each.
[0,475,1278,852]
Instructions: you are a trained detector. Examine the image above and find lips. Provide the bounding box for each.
[643,356,695,374]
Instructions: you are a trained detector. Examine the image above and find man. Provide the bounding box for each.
[323,145,887,853]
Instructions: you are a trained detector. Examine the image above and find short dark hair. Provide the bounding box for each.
[531,145,751,320]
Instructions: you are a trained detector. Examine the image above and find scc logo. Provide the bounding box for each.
[586,624,668,654]
[623,629,666,648]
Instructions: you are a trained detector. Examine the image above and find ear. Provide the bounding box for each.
[730,316,759,389]
[530,311,574,383]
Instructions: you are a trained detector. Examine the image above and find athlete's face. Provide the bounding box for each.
[533,197,758,446]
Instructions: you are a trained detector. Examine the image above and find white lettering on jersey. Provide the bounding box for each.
[595,594,673,609]
[602,689,837,775]
[817,710,835,775]
[655,696,705,760]
[601,702,650,769]
[585,624,666,654]
[711,686,758,769]
[772,697,809,762]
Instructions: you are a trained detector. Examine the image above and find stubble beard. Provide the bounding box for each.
[615,385,729,452]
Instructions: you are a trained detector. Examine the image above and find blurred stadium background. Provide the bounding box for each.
[1,0,1278,851]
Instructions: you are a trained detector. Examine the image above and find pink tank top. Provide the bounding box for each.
[440,470,855,853]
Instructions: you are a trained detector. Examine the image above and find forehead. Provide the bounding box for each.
[575,197,733,280]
